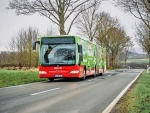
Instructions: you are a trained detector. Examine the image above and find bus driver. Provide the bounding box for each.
[44,46,52,63]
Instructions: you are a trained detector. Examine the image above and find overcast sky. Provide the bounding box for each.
[0,0,144,53]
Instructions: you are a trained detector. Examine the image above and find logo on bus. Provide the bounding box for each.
[54,67,62,69]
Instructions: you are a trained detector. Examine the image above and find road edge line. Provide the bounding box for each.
[102,70,144,113]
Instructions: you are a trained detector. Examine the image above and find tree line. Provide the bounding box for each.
[0,28,39,69]
[115,0,150,66]
[0,0,149,69]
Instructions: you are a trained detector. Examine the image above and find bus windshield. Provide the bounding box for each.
[40,44,76,66]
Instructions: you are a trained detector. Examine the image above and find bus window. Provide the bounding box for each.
[40,44,76,65]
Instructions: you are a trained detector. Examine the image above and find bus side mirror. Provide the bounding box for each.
[33,41,40,50]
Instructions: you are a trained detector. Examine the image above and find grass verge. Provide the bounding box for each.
[111,70,150,113]
[0,69,47,88]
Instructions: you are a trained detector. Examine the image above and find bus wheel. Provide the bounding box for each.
[99,73,103,76]
[81,69,86,80]
[49,78,54,81]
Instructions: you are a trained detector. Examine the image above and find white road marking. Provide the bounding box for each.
[88,78,96,81]
[107,75,112,76]
[30,87,60,96]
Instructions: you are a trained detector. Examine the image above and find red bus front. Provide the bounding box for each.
[38,36,84,80]
[39,65,84,80]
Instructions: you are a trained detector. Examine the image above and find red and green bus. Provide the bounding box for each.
[33,35,106,81]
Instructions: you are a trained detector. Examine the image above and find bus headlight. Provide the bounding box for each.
[39,71,47,74]
[70,70,79,74]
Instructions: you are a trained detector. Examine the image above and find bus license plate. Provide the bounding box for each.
[55,75,62,77]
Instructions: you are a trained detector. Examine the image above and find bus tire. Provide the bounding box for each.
[49,78,54,81]
[99,73,103,75]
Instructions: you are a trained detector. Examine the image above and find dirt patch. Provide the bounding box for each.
[28,68,38,71]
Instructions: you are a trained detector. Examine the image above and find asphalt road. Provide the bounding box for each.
[0,69,143,113]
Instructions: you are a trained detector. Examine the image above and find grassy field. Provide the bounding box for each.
[127,58,149,63]
[121,58,149,64]
[111,70,150,113]
[0,69,47,88]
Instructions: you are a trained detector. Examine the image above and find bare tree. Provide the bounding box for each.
[8,27,39,69]
[7,0,100,35]
[106,27,132,68]
[26,28,39,68]
[76,3,100,41]
[95,12,121,68]
[114,0,150,66]
[95,12,133,68]
[96,12,120,46]
[114,0,150,29]
[135,21,150,65]
[45,27,58,36]
[7,37,17,68]
[122,41,134,66]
